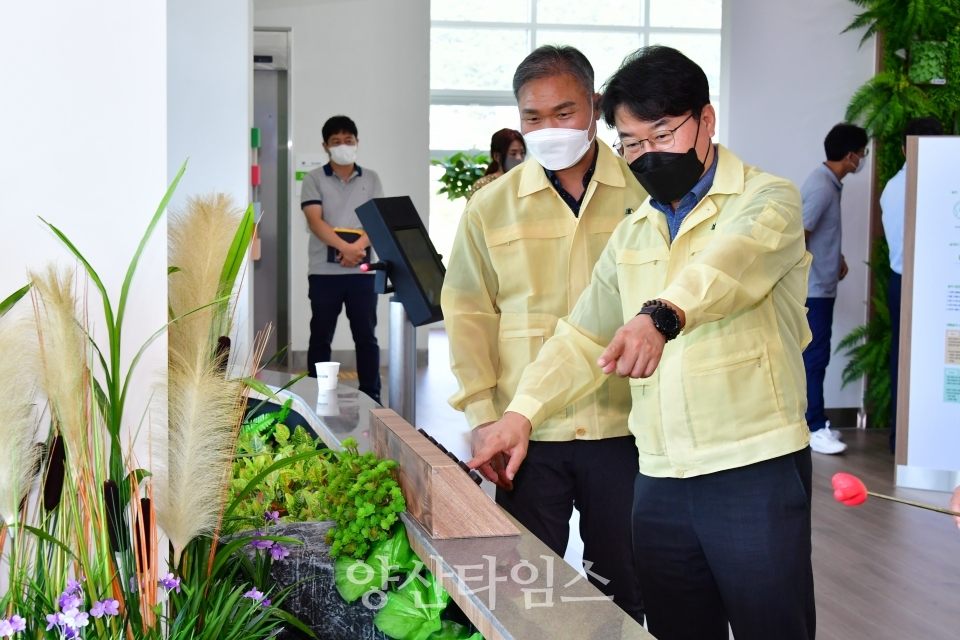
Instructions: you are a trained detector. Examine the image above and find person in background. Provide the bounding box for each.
[301,115,384,403]
[880,115,945,454]
[443,45,647,623]
[951,485,960,531]
[467,128,526,200]
[469,46,815,639]
[800,123,868,455]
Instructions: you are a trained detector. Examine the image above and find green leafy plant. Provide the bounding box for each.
[909,40,949,84]
[431,152,490,201]
[319,438,405,560]
[836,238,893,427]
[840,0,960,425]
[230,422,328,528]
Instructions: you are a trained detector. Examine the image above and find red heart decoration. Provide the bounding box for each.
[831,472,868,506]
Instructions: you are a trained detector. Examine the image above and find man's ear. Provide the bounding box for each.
[322,141,329,154]
[701,104,718,140]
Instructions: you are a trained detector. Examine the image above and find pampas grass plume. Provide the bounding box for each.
[0,304,40,525]
[30,266,87,459]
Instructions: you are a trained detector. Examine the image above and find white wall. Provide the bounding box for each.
[0,1,168,443]
[168,0,254,368]
[254,0,431,356]
[726,0,876,410]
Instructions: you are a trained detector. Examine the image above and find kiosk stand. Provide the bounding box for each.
[357,197,446,426]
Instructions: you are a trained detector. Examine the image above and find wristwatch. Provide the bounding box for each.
[638,300,681,341]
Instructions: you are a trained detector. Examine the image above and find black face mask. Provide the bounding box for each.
[502,155,523,172]
[628,117,705,204]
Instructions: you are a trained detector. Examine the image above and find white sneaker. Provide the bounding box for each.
[823,420,842,441]
[810,428,847,454]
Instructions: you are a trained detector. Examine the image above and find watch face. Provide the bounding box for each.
[652,306,680,336]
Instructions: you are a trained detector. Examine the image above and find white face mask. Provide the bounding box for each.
[329,144,357,165]
[849,154,865,174]
[523,104,596,171]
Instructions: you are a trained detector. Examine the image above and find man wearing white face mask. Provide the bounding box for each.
[301,115,384,403]
[441,45,647,623]
[799,123,867,455]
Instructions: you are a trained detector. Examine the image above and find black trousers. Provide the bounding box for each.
[496,436,644,623]
[632,448,815,640]
[307,274,381,402]
[888,272,902,453]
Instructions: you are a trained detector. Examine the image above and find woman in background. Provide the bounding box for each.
[468,128,526,200]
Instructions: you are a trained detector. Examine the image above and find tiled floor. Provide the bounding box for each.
[287,329,960,639]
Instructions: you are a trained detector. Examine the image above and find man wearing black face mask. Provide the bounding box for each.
[469,46,814,640]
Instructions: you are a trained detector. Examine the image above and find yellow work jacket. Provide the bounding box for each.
[507,146,813,476]
[442,142,649,441]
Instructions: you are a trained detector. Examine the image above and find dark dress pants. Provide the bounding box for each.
[632,448,815,640]
[888,272,902,453]
[495,435,644,624]
[803,297,836,432]
[307,274,381,403]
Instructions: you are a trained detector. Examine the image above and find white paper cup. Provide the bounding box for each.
[315,362,340,390]
[316,389,340,416]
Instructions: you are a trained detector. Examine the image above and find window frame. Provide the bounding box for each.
[430,0,724,158]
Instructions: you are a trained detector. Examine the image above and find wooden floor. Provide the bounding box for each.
[810,428,960,640]
[284,330,960,639]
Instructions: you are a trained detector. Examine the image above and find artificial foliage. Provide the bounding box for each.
[431,152,491,201]
[230,421,327,527]
[838,0,960,426]
[318,438,406,560]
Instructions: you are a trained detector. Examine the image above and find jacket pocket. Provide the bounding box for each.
[495,315,557,412]
[681,330,784,450]
[629,376,664,454]
[615,247,669,320]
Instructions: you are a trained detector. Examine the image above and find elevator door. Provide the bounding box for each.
[253,31,290,360]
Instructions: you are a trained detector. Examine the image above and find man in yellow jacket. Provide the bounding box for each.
[441,45,647,622]
[469,46,815,640]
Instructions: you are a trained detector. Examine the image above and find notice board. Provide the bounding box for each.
[897,135,960,490]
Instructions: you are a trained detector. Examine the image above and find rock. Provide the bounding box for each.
[256,520,388,640]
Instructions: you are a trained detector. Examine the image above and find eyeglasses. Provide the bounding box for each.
[614,113,695,156]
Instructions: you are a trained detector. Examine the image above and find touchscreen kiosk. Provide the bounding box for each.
[355,197,445,326]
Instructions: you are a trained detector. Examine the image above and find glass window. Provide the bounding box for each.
[431,28,530,91]
[648,0,722,28]
[535,30,640,88]
[429,165,469,267]
[430,105,521,152]
[648,32,721,93]
[432,0,530,23]
[536,0,642,26]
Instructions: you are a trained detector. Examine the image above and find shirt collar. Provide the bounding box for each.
[817,162,842,190]
[323,162,362,179]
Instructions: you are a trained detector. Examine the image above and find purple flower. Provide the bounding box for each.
[243,588,265,602]
[0,619,13,637]
[60,608,89,629]
[65,577,85,595]
[159,572,181,594]
[249,538,274,551]
[262,598,272,606]
[58,593,82,611]
[90,598,120,618]
[265,510,281,525]
[64,628,77,639]
[7,615,25,633]
[46,613,62,631]
[129,576,140,593]
[270,544,290,561]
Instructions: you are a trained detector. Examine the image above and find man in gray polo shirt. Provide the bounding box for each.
[800,123,867,454]
[301,115,384,402]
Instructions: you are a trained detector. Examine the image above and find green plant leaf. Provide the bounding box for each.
[0,283,30,318]
[242,376,280,401]
[220,203,256,295]
[225,449,327,517]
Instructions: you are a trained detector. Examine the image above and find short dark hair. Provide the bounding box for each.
[599,46,710,127]
[823,124,868,161]
[902,116,945,147]
[485,128,526,176]
[513,45,594,100]
[322,115,358,143]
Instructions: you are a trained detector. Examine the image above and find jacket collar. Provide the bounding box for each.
[631,144,745,243]
[517,141,625,198]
